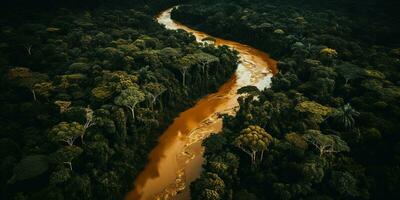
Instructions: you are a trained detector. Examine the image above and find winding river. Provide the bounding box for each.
[125,7,277,200]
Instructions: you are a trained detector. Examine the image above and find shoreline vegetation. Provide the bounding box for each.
[171,0,400,199]
[0,0,399,200]
[0,1,238,199]
[127,8,277,200]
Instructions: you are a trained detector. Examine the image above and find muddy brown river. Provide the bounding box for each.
[125,7,277,200]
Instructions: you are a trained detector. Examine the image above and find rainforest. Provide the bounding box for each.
[0,0,399,200]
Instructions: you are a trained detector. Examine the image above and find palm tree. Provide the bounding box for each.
[331,103,360,129]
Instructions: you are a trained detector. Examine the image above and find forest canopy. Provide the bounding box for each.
[0,0,238,199]
[171,0,400,199]
[1,0,400,200]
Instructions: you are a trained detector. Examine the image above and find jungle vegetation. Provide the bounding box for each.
[1,0,399,200]
[172,0,400,199]
[0,1,238,199]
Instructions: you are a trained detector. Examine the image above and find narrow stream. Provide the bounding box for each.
[125,7,277,200]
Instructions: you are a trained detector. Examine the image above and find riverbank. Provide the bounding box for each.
[126,7,277,200]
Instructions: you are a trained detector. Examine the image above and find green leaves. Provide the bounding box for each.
[143,82,166,109]
[234,125,273,166]
[234,125,273,152]
[49,122,84,146]
[335,62,365,85]
[296,101,332,116]
[329,171,360,197]
[51,145,83,171]
[303,130,350,157]
[295,101,333,123]
[330,103,359,130]
[191,172,225,200]
[50,166,71,185]
[114,86,145,119]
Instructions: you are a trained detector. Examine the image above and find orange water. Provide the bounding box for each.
[125,7,277,200]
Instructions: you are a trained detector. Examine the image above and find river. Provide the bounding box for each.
[125,7,277,200]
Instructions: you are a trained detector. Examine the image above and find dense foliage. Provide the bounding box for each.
[0,1,238,199]
[172,0,400,199]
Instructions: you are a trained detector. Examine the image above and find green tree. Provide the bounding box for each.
[303,130,350,157]
[330,103,359,130]
[49,122,84,146]
[50,166,71,184]
[191,172,225,200]
[329,171,360,198]
[335,62,365,86]
[207,152,239,185]
[114,86,145,120]
[81,107,95,143]
[237,86,261,97]
[65,175,92,200]
[33,81,55,99]
[233,125,273,166]
[51,146,83,171]
[8,67,48,101]
[194,52,219,78]
[295,101,333,123]
[143,82,166,110]
[177,55,195,86]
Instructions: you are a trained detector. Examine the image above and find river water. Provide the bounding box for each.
[125,7,277,200]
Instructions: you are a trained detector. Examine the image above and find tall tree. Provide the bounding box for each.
[8,67,48,101]
[303,130,350,157]
[49,122,84,146]
[114,86,145,120]
[335,62,365,86]
[233,125,273,166]
[177,56,195,86]
[143,82,166,110]
[330,103,359,130]
[194,52,219,78]
[191,172,226,200]
[51,145,83,171]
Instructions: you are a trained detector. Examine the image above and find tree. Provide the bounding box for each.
[54,101,71,113]
[50,166,71,184]
[49,122,84,146]
[285,132,308,150]
[329,171,360,198]
[191,172,225,200]
[91,86,114,102]
[177,56,195,86]
[206,152,239,185]
[113,108,127,142]
[7,67,48,101]
[204,134,228,155]
[194,52,219,78]
[302,158,326,183]
[233,125,273,166]
[335,62,365,86]
[237,86,261,97]
[81,106,94,143]
[114,86,145,120]
[18,23,44,56]
[65,175,92,200]
[314,78,335,99]
[295,101,333,123]
[51,145,83,171]
[303,130,350,157]
[143,82,166,110]
[330,103,360,130]
[33,81,55,99]
[320,47,338,65]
